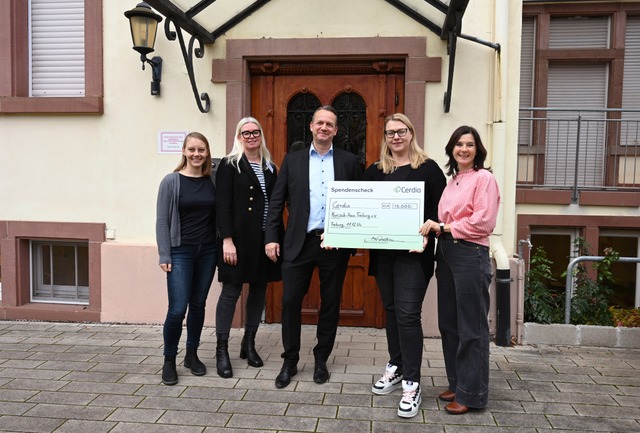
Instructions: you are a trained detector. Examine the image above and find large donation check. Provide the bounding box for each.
[323,181,424,250]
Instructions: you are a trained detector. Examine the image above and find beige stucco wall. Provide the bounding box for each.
[0,0,528,331]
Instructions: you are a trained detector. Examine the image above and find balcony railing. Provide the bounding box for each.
[518,108,640,201]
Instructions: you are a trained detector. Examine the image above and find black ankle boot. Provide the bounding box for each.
[162,355,178,386]
[216,339,233,378]
[183,347,206,376]
[240,330,264,367]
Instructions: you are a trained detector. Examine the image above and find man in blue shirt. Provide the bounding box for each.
[265,105,362,389]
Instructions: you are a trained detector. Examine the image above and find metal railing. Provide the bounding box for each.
[518,108,640,201]
[564,255,640,324]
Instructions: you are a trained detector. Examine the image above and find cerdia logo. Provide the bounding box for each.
[394,186,422,193]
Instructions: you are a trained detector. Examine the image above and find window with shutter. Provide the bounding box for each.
[0,0,102,113]
[546,63,608,188]
[30,0,85,97]
[621,16,640,147]
[519,17,535,147]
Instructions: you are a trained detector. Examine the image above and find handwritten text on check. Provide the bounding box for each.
[323,181,424,250]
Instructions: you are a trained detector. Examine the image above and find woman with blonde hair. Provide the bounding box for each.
[214,117,282,378]
[365,113,446,418]
[156,132,217,385]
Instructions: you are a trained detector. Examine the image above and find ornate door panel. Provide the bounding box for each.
[251,62,404,328]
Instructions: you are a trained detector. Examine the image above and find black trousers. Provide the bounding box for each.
[280,234,350,364]
[375,251,428,383]
[436,238,492,409]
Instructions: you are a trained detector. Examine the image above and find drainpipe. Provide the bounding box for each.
[489,0,514,347]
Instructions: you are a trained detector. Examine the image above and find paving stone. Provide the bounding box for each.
[105,407,165,423]
[0,401,35,415]
[53,419,117,433]
[493,412,552,428]
[4,378,68,391]
[0,414,65,432]
[287,402,338,418]
[228,412,318,431]
[110,422,203,432]
[24,403,114,421]
[0,367,67,380]
[89,394,145,408]
[547,413,640,431]
[26,391,98,405]
[157,410,230,426]
[218,400,287,415]
[373,421,444,432]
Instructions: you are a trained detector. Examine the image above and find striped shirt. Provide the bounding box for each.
[249,161,269,230]
[438,168,500,246]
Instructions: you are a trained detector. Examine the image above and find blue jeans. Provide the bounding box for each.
[163,242,217,356]
[375,251,428,383]
[436,238,492,409]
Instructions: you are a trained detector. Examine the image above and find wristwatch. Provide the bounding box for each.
[439,222,445,235]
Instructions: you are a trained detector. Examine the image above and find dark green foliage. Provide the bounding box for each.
[567,238,616,326]
[524,247,564,324]
[525,237,619,326]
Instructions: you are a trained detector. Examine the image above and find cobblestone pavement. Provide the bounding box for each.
[0,320,639,432]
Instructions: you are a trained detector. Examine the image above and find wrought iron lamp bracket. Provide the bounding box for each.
[164,18,211,113]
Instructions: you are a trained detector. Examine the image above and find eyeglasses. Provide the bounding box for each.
[384,128,409,138]
[241,130,262,139]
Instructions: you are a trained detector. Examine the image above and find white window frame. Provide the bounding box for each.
[30,240,89,305]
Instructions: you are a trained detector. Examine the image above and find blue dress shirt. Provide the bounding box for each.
[307,144,334,232]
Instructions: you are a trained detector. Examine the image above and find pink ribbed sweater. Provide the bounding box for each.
[438,168,500,247]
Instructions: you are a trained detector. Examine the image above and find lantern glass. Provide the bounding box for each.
[129,15,158,55]
[124,3,163,57]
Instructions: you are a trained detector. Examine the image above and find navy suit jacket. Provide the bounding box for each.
[265,146,362,261]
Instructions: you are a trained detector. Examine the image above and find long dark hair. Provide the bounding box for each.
[444,125,490,177]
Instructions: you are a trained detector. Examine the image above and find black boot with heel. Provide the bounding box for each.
[216,338,233,378]
[239,330,264,368]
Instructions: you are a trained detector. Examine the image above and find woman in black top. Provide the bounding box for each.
[214,117,281,378]
[364,113,446,418]
[156,132,217,386]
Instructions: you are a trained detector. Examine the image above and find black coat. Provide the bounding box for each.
[216,155,282,284]
[265,147,362,261]
[363,159,446,280]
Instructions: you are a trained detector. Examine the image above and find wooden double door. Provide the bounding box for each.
[251,60,405,328]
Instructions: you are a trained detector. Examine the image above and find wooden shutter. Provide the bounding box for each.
[30,0,85,97]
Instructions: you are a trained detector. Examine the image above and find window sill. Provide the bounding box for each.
[0,96,103,114]
[0,303,100,322]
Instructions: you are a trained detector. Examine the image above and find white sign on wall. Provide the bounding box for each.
[158,131,189,154]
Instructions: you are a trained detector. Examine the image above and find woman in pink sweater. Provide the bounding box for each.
[421,125,500,414]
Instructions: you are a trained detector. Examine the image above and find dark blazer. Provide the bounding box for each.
[265,147,362,262]
[363,159,446,279]
[216,154,281,284]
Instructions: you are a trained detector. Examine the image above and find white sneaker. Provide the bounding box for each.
[372,363,403,395]
[397,380,422,418]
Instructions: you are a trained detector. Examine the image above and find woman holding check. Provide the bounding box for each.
[364,113,446,418]
[420,125,500,415]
